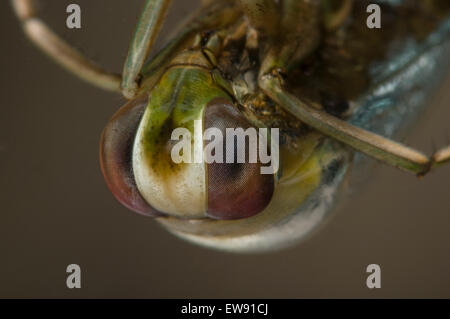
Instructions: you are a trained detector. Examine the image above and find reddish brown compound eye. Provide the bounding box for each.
[205,98,275,220]
[100,96,162,217]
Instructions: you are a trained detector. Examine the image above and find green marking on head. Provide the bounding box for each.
[140,66,231,175]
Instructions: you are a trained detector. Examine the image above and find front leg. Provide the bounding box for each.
[121,0,172,99]
[122,0,242,99]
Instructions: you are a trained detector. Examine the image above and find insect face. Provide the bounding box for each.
[99,40,349,252]
[101,51,278,221]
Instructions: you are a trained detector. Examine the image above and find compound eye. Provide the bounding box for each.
[205,99,275,220]
[100,96,161,217]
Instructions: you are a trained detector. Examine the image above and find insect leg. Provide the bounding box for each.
[11,0,122,92]
[434,146,450,168]
[236,0,279,37]
[122,0,242,99]
[121,0,172,99]
[258,72,447,176]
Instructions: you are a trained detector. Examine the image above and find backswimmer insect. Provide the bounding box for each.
[13,0,450,252]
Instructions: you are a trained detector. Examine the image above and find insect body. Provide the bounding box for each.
[13,0,450,252]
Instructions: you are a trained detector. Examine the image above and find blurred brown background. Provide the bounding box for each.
[1,0,450,298]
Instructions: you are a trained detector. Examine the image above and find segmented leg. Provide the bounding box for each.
[12,0,121,92]
[122,0,242,99]
[259,72,450,176]
[434,146,450,168]
[121,0,172,99]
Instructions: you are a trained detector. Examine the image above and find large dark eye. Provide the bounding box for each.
[100,96,161,217]
[205,98,275,220]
